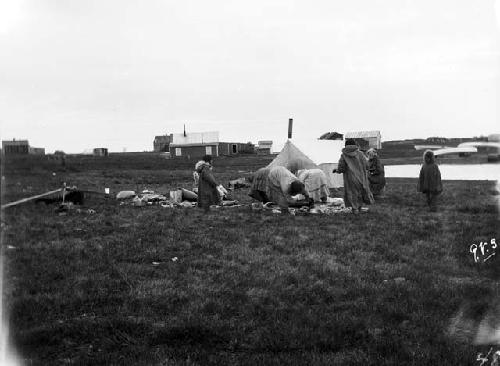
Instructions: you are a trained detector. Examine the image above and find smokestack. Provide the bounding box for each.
[183,124,186,137]
[288,118,293,139]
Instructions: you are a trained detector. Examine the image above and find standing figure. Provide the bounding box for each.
[195,155,221,211]
[333,139,374,213]
[366,148,386,197]
[418,150,442,212]
[248,167,271,203]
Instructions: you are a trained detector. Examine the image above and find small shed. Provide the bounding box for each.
[93,148,109,156]
[345,131,382,150]
[154,134,172,152]
[29,147,46,155]
[257,140,273,154]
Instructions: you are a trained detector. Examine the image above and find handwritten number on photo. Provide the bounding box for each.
[470,239,497,264]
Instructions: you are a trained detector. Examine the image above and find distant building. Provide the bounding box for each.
[2,139,45,155]
[154,134,173,152]
[169,131,255,158]
[2,139,30,154]
[93,148,108,156]
[319,132,343,140]
[29,147,46,155]
[169,131,219,158]
[345,131,382,150]
[170,142,219,158]
[257,140,273,154]
[219,142,255,155]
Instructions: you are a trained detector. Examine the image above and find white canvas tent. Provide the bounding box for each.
[268,139,344,188]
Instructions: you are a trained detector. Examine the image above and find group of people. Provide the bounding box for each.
[248,139,388,214]
[194,139,443,213]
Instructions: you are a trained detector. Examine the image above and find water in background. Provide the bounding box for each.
[385,164,500,181]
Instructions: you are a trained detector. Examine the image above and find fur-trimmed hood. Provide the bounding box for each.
[195,160,211,172]
[367,148,378,159]
[342,145,359,157]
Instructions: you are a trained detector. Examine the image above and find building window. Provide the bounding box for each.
[175,148,181,156]
[205,146,212,155]
[232,144,237,154]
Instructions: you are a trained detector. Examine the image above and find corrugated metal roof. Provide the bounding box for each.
[345,131,381,138]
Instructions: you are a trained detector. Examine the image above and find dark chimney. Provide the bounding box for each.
[288,118,293,139]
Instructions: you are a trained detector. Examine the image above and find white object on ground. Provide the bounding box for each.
[132,196,146,206]
[116,191,136,199]
[217,185,228,198]
[169,190,183,203]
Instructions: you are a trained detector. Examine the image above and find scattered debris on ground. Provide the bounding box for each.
[116,187,240,209]
[250,197,349,215]
[228,177,251,190]
[55,203,96,215]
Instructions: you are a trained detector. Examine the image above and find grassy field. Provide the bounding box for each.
[1,154,499,365]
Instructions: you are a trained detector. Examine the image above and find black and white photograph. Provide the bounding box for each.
[1,0,499,365]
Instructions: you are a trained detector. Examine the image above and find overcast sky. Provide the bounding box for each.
[1,0,499,153]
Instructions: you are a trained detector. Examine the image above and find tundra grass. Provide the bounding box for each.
[1,155,499,365]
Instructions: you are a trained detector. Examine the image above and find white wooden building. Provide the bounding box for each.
[344,131,382,149]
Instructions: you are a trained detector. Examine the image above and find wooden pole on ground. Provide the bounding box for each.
[1,188,63,209]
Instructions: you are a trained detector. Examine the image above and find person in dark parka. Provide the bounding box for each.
[418,150,442,212]
[195,155,221,211]
[248,167,271,203]
[333,139,374,213]
[366,148,386,197]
